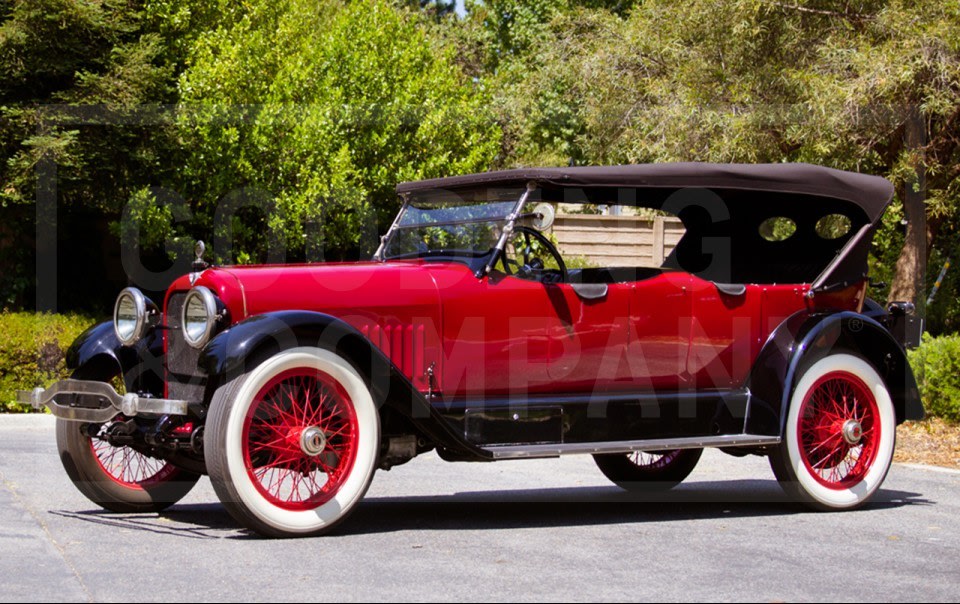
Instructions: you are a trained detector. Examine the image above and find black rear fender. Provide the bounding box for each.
[745,311,924,436]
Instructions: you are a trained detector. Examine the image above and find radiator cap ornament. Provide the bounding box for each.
[190,240,208,285]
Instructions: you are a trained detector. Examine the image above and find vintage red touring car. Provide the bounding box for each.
[21,163,924,537]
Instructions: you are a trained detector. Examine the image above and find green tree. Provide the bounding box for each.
[466,0,960,330]
[176,0,501,262]
[0,0,234,308]
[792,0,960,320]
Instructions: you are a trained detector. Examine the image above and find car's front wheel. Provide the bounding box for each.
[769,353,896,510]
[593,448,703,491]
[206,347,380,537]
[56,367,200,513]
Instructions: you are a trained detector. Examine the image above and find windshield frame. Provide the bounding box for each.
[373,181,536,278]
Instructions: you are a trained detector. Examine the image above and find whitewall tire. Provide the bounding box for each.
[770,353,895,510]
[206,347,380,537]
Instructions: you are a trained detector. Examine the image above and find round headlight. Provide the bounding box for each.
[113,288,156,346]
[181,286,219,349]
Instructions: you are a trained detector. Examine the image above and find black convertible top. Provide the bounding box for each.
[396,163,893,223]
[396,163,895,290]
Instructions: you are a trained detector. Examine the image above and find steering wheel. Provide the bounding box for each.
[498,226,568,284]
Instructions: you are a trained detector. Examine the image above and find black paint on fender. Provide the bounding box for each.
[745,310,925,436]
[64,321,165,397]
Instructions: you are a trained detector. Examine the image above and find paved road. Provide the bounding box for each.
[1,415,958,602]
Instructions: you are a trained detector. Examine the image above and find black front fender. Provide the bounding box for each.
[65,321,165,396]
[745,310,924,436]
[199,311,489,460]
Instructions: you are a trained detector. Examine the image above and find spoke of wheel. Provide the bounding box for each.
[325,423,352,440]
[315,454,335,476]
[244,368,359,509]
[94,437,167,486]
[266,468,285,495]
[251,435,290,453]
[811,441,846,470]
[307,388,328,427]
[804,431,843,457]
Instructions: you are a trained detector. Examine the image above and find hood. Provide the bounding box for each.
[167,260,458,324]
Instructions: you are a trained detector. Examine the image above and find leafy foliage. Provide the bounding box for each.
[909,333,960,423]
[0,0,180,209]
[0,312,94,412]
[0,0,205,308]
[176,0,501,263]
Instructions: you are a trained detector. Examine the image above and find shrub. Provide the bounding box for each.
[0,312,95,412]
[908,334,960,423]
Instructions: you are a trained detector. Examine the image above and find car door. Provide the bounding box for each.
[625,271,694,390]
[525,271,694,393]
[426,264,547,398]
[429,264,629,398]
[686,276,764,390]
[538,281,631,392]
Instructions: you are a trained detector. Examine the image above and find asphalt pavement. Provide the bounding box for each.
[1,414,958,602]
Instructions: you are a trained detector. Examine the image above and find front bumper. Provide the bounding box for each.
[16,380,189,422]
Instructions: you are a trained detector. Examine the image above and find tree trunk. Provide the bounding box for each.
[887,113,927,308]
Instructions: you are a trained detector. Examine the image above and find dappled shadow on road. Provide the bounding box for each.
[48,479,930,539]
[340,480,929,536]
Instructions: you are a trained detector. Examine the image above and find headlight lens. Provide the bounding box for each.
[113,288,155,346]
[182,286,219,349]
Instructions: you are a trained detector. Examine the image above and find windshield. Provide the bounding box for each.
[381,197,523,260]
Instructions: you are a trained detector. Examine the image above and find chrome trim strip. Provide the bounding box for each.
[16,379,189,422]
[483,434,781,459]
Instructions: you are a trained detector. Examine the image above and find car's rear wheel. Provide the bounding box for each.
[206,347,380,537]
[593,448,703,491]
[56,368,200,513]
[769,353,895,510]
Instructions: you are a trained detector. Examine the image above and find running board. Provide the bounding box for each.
[482,434,781,460]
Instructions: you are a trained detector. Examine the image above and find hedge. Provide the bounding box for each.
[908,333,960,423]
[0,312,95,412]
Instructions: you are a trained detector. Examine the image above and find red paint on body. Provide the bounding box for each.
[163,260,827,398]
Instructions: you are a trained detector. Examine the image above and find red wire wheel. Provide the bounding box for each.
[796,371,880,490]
[91,438,180,489]
[206,347,380,537]
[627,450,687,470]
[55,368,199,513]
[770,353,896,511]
[593,448,703,491]
[242,368,359,511]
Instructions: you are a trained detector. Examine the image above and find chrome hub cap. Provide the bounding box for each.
[842,419,863,445]
[300,426,327,456]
